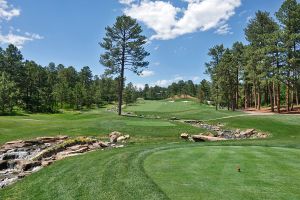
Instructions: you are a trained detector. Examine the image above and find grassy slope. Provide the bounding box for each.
[145,146,300,200]
[1,100,300,199]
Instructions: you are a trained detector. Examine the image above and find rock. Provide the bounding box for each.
[36,137,57,143]
[240,129,255,137]
[3,140,26,150]
[41,160,54,167]
[99,142,109,148]
[211,126,220,131]
[5,140,23,145]
[109,131,122,143]
[57,135,69,140]
[180,133,189,139]
[0,160,9,170]
[23,140,41,146]
[21,161,42,171]
[192,135,227,142]
[117,135,130,142]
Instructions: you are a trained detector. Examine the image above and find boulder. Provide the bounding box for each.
[192,135,226,142]
[180,133,189,139]
[3,140,26,150]
[240,129,255,137]
[109,131,122,143]
[36,137,58,143]
[117,135,130,142]
[99,142,109,148]
[41,160,54,167]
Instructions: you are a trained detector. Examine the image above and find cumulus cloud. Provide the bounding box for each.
[0,0,20,21]
[140,70,155,77]
[121,0,241,40]
[0,1,43,48]
[0,31,43,49]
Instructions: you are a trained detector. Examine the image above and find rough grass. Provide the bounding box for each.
[1,100,300,199]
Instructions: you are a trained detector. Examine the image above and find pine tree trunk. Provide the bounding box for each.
[258,91,261,110]
[254,85,257,109]
[244,85,247,109]
[273,81,277,107]
[277,82,281,113]
[296,89,299,106]
[215,85,218,111]
[291,87,294,111]
[269,82,274,112]
[236,68,239,109]
[264,86,268,107]
[286,82,290,112]
[118,38,126,116]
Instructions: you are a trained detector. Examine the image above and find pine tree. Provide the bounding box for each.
[100,15,149,115]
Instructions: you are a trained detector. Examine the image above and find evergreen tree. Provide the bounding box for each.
[100,15,149,115]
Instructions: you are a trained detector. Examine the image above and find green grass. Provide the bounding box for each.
[1,100,300,199]
[125,100,243,120]
[0,108,203,145]
[145,146,300,200]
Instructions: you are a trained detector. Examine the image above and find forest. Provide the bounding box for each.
[0,44,211,114]
[206,0,300,112]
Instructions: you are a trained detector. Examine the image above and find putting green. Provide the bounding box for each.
[144,146,300,200]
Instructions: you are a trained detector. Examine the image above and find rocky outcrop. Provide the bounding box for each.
[109,131,130,143]
[183,120,268,140]
[191,135,226,142]
[0,133,128,189]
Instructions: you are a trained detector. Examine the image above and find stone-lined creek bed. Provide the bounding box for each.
[0,132,129,188]
[180,120,268,142]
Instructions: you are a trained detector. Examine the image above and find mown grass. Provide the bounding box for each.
[145,146,300,200]
[0,108,203,145]
[1,100,300,199]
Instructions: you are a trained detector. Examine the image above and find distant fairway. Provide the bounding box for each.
[126,100,243,120]
[1,100,300,199]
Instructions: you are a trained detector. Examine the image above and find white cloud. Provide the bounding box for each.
[154,79,171,87]
[133,83,145,90]
[0,31,43,49]
[0,0,20,21]
[140,70,155,77]
[123,0,241,40]
[119,0,136,5]
[153,74,202,87]
[0,1,43,49]
[192,76,200,82]
[214,24,232,35]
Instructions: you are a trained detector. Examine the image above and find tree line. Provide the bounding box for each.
[0,44,212,114]
[206,0,300,112]
[0,44,122,114]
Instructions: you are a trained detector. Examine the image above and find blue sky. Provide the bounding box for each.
[0,0,287,88]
